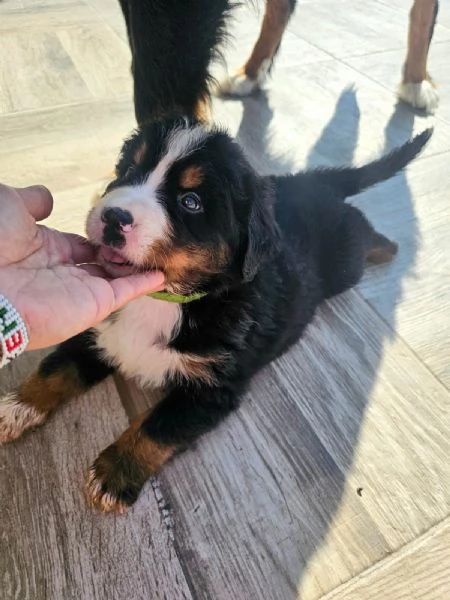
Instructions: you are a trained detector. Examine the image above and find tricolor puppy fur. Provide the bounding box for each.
[0,120,431,512]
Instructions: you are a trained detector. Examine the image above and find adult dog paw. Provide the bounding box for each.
[398,80,439,114]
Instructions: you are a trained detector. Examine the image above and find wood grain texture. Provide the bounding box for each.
[84,0,130,42]
[0,100,134,197]
[321,518,450,600]
[0,3,96,34]
[287,0,450,58]
[0,13,131,114]
[0,357,193,600]
[0,29,91,114]
[150,290,450,600]
[56,24,131,99]
[0,97,133,153]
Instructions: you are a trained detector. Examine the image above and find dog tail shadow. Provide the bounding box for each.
[297,127,432,201]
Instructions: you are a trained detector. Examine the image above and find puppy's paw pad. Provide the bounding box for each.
[398,80,439,114]
[217,70,260,97]
[85,446,144,514]
[0,393,46,445]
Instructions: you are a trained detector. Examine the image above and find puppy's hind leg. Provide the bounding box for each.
[366,231,399,265]
[321,209,398,299]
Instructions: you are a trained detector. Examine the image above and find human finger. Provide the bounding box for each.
[61,233,98,264]
[107,272,166,309]
[16,185,54,221]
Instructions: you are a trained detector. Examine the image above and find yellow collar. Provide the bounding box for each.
[148,290,207,303]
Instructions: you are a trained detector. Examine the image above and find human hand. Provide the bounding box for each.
[0,184,164,350]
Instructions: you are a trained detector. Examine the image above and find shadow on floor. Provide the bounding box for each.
[358,102,418,337]
[234,89,297,175]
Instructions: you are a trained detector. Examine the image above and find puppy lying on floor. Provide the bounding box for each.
[0,121,431,512]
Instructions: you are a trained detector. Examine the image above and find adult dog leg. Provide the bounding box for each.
[220,0,296,96]
[399,0,439,113]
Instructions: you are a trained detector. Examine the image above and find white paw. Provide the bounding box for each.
[217,59,271,97]
[218,70,259,96]
[0,393,46,445]
[398,80,439,114]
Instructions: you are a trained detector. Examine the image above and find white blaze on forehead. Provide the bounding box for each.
[146,123,209,192]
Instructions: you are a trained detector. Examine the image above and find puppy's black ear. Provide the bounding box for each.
[242,177,279,283]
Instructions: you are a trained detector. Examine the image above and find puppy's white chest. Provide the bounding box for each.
[95,296,182,387]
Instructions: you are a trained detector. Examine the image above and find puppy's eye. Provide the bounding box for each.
[179,192,203,213]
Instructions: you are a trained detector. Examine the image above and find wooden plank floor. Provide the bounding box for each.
[1,1,449,599]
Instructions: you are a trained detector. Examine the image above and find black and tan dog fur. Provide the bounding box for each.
[117,0,298,125]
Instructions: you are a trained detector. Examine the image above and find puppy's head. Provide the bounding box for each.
[86,118,278,293]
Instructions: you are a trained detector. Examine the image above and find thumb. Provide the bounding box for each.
[16,185,54,221]
[108,272,165,310]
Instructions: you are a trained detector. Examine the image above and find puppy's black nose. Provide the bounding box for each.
[101,207,133,230]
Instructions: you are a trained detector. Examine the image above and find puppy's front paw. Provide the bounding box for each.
[0,393,46,445]
[86,444,147,514]
[398,80,439,114]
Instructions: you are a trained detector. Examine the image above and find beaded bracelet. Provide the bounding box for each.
[0,294,29,368]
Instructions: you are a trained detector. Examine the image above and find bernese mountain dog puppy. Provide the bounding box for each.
[0,119,431,512]
[117,0,298,125]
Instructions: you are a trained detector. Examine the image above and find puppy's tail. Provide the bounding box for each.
[327,128,432,199]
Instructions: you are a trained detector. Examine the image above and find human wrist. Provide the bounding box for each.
[0,294,29,367]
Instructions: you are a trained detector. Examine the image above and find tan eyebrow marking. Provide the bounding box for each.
[179,165,204,189]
